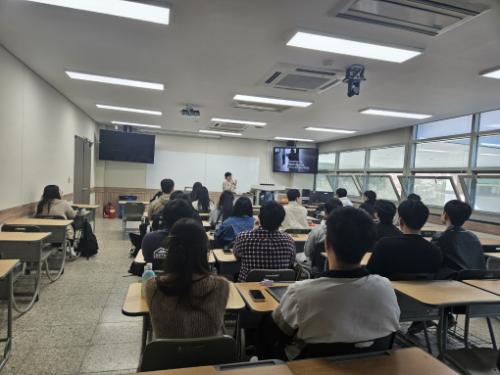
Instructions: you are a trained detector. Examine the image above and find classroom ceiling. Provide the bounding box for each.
[1,0,500,143]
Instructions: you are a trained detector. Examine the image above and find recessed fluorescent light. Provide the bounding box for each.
[360,108,432,120]
[199,130,242,137]
[234,95,312,108]
[97,104,162,116]
[287,31,422,63]
[480,143,500,149]
[419,149,448,153]
[305,127,357,134]
[274,137,315,143]
[111,121,161,129]
[25,0,170,25]
[66,71,164,91]
[481,68,500,80]
[211,117,267,127]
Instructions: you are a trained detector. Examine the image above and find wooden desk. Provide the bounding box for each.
[288,347,458,375]
[118,200,150,205]
[134,249,215,265]
[288,234,308,242]
[137,363,292,375]
[463,279,500,296]
[485,252,500,260]
[235,282,291,313]
[4,218,72,244]
[473,233,500,248]
[0,259,20,370]
[213,249,237,263]
[321,252,371,266]
[422,223,446,232]
[199,212,210,220]
[202,221,212,230]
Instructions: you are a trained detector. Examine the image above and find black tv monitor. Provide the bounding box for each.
[273,147,318,174]
[99,129,155,164]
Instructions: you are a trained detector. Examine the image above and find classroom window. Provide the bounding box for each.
[369,146,405,170]
[356,175,399,201]
[318,153,336,172]
[414,138,470,169]
[416,115,472,139]
[338,150,366,170]
[461,176,500,214]
[315,174,334,192]
[399,176,458,207]
[479,109,500,132]
[327,175,360,197]
[477,135,500,168]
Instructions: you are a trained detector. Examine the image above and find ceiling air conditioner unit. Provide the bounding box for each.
[210,122,248,132]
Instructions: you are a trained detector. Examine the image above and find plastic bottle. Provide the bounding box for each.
[141,263,156,296]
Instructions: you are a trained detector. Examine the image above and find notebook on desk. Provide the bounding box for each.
[266,286,289,302]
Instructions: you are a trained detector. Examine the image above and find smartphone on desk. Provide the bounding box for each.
[249,289,266,302]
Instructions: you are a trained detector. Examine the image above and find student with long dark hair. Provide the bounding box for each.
[209,191,234,229]
[145,219,229,339]
[190,182,203,202]
[215,196,255,245]
[36,185,76,219]
[192,186,214,213]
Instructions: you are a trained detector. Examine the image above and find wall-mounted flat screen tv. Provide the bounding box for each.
[99,129,155,164]
[273,147,318,173]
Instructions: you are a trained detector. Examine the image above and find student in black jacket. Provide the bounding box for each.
[433,200,485,278]
[359,190,377,218]
[373,200,402,241]
[367,200,442,278]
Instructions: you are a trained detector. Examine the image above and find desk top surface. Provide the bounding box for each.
[0,259,20,279]
[392,280,500,306]
[321,252,371,266]
[122,281,245,316]
[213,249,237,263]
[118,201,149,205]
[0,232,52,242]
[4,218,73,226]
[485,252,500,260]
[235,282,291,313]
[463,279,500,297]
[72,204,100,209]
[137,364,292,375]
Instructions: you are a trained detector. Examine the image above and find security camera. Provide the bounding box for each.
[343,64,366,97]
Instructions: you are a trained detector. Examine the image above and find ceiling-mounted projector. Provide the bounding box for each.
[181,105,200,117]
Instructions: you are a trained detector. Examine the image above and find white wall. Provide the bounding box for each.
[319,128,411,153]
[0,45,96,210]
[96,132,315,192]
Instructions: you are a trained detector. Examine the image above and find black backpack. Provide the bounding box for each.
[76,220,99,259]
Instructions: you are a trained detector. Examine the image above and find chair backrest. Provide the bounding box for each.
[284,228,312,235]
[246,269,296,282]
[34,214,66,220]
[1,224,41,233]
[455,269,500,281]
[138,335,237,372]
[123,203,146,218]
[296,333,395,360]
[389,273,435,281]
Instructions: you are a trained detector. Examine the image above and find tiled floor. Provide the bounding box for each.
[2,218,142,375]
[1,218,500,374]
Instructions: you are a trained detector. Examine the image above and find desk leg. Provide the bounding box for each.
[437,307,449,359]
[0,272,14,370]
[235,312,242,360]
[141,315,151,354]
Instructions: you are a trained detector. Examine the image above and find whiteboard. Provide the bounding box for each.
[146,150,260,193]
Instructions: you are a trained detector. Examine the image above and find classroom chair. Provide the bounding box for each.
[246,269,296,282]
[122,202,146,232]
[137,335,238,372]
[295,332,396,360]
[445,348,500,375]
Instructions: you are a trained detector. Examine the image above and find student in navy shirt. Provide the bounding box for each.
[214,196,255,246]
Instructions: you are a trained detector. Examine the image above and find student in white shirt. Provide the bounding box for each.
[262,207,400,360]
[222,172,237,192]
[335,188,353,207]
[281,189,309,230]
[191,186,214,213]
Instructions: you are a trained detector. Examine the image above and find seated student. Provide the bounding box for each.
[192,186,215,213]
[374,200,402,241]
[214,197,254,245]
[367,200,442,278]
[233,201,296,282]
[359,190,377,218]
[335,188,353,207]
[434,200,485,278]
[148,179,175,220]
[170,191,202,223]
[209,191,234,229]
[145,218,229,339]
[189,181,203,202]
[267,207,400,360]
[304,198,343,261]
[36,185,77,240]
[281,189,309,230]
[142,199,193,269]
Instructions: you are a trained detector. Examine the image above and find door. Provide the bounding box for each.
[74,136,92,204]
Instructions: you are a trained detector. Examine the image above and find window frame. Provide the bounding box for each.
[398,175,461,208]
[355,174,401,202]
[459,174,500,216]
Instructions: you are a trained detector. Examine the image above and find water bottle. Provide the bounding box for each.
[141,263,156,296]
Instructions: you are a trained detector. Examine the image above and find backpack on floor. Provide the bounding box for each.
[76,220,99,259]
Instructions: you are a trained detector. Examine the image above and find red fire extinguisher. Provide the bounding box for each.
[103,202,117,219]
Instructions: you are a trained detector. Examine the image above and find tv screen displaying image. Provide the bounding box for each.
[273,147,318,174]
[99,129,155,164]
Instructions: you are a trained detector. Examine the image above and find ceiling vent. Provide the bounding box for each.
[233,100,290,113]
[329,0,489,36]
[210,122,248,132]
[259,63,343,94]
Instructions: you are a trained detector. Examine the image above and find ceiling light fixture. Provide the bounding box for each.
[481,68,500,80]
[97,104,162,116]
[211,117,267,127]
[111,121,161,129]
[287,31,422,63]
[305,127,357,134]
[274,137,315,143]
[199,130,242,136]
[360,108,432,119]
[234,94,312,108]
[66,71,164,90]
[25,0,170,25]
